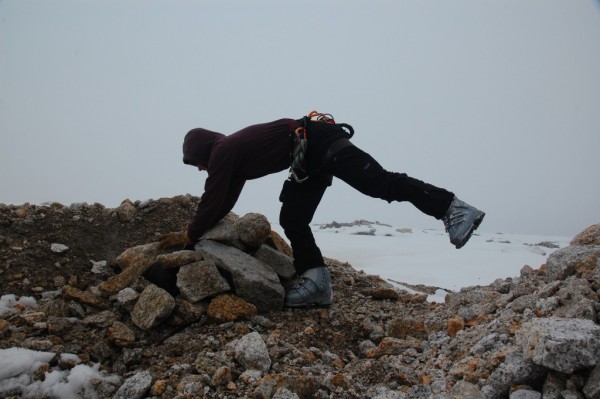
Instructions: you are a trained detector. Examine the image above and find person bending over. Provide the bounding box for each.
[159,111,485,307]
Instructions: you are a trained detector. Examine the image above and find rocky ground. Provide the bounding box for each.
[0,196,599,399]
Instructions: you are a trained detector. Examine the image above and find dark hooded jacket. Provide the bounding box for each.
[183,118,296,240]
[182,128,225,167]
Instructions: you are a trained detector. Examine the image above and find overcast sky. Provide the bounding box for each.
[1,0,599,237]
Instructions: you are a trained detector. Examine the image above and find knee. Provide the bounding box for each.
[280,211,313,241]
[366,172,410,203]
[279,211,291,231]
[279,207,300,233]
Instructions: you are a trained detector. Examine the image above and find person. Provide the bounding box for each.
[159,111,485,307]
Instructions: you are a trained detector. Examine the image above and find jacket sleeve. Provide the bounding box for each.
[186,146,245,241]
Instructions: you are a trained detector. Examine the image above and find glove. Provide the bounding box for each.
[158,231,193,250]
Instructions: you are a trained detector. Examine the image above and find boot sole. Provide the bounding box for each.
[454,212,485,249]
[284,295,333,309]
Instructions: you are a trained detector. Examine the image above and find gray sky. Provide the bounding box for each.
[1,0,599,237]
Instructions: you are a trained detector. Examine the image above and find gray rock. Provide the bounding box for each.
[534,296,560,317]
[407,384,432,399]
[272,387,301,399]
[546,245,600,281]
[458,302,498,321]
[470,333,509,355]
[234,331,271,373]
[449,380,485,399]
[369,386,407,398]
[517,317,600,373]
[558,298,597,322]
[509,389,541,399]
[90,260,108,274]
[583,364,600,399]
[174,297,206,324]
[560,391,584,399]
[508,294,537,313]
[535,281,561,298]
[542,372,566,399]
[113,370,152,399]
[396,364,419,386]
[556,278,596,303]
[254,244,296,279]
[111,288,139,312]
[257,374,319,399]
[481,350,545,399]
[446,288,501,307]
[131,284,175,330]
[176,375,204,394]
[446,288,500,321]
[82,310,117,328]
[201,219,245,250]
[50,243,69,253]
[116,200,136,222]
[176,260,230,302]
[196,240,284,312]
[251,315,275,329]
[235,213,271,248]
[491,278,512,294]
[359,340,376,356]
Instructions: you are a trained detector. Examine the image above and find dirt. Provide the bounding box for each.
[1,196,440,398]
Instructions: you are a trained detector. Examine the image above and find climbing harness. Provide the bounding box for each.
[289,110,354,183]
[290,122,309,182]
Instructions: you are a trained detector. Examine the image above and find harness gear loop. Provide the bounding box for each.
[290,124,309,183]
[288,110,355,183]
[307,110,336,124]
[306,110,354,138]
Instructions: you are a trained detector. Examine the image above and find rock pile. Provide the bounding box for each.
[0,198,599,398]
[98,211,295,326]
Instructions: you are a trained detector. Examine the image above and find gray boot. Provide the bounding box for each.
[285,266,333,308]
[443,197,485,249]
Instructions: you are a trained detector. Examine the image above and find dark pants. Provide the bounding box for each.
[279,143,455,275]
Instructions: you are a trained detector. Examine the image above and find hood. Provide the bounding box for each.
[182,128,225,166]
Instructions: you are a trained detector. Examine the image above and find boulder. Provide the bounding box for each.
[99,242,162,296]
[130,285,175,330]
[233,331,271,373]
[207,294,257,322]
[570,224,600,246]
[481,350,545,399]
[545,245,600,282]
[201,218,244,250]
[254,244,296,279]
[196,240,284,312]
[517,317,600,373]
[266,230,293,257]
[176,260,231,302]
[116,199,136,222]
[234,213,271,248]
[449,380,485,399]
[155,250,203,269]
[113,370,152,399]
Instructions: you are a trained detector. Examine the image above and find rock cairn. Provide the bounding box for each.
[0,198,598,398]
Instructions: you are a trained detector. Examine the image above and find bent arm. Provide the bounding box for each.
[187,148,245,241]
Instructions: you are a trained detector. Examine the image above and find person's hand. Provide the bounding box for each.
[158,231,193,250]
